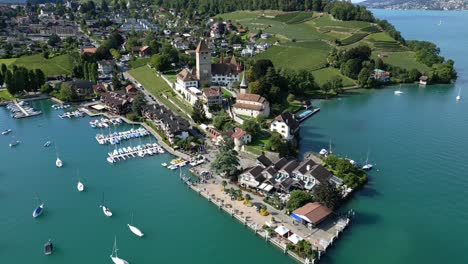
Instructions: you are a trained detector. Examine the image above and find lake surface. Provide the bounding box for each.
[299,9,468,264]
[0,100,293,263]
[1,9,467,264]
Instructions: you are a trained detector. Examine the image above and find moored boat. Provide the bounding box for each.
[33,203,44,218]
[2,129,12,135]
[44,239,53,255]
[110,237,129,264]
[56,157,63,168]
[44,141,52,147]
[9,140,20,147]
[77,181,84,192]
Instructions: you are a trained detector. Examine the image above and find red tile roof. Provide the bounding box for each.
[232,127,248,139]
[236,93,267,104]
[292,202,332,225]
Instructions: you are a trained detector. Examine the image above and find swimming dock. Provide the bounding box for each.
[95,127,149,145]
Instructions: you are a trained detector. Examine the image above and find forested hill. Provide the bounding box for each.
[360,0,468,10]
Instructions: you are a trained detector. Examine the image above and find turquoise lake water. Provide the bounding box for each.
[300,9,468,264]
[1,9,467,264]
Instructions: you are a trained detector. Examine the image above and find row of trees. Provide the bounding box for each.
[1,64,45,95]
[324,154,367,189]
[286,181,342,212]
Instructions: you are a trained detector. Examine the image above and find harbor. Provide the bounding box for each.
[107,143,165,163]
[5,100,42,119]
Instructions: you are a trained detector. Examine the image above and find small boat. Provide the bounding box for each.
[127,213,144,237]
[44,141,52,147]
[161,163,167,167]
[56,157,63,168]
[9,140,20,147]
[100,193,113,217]
[44,239,53,255]
[33,203,44,218]
[456,87,461,101]
[110,236,129,264]
[77,181,84,192]
[1,129,11,135]
[394,90,403,95]
[319,149,328,156]
[107,157,115,163]
[362,150,373,171]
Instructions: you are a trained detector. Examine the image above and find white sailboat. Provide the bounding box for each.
[319,139,332,156]
[77,174,84,192]
[362,150,373,171]
[32,193,44,218]
[100,193,113,217]
[394,84,403,95]
[438,19,442,26]
[127,213,144,237]
[456,87,461,101]
[110,236,129,264]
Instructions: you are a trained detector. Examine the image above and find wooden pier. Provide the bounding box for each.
[297,108,321,123]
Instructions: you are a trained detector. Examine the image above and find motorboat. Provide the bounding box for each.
[44,240,53,255]
[161,163,167,167]
[107,157,115,163]
[362,164,373,171]
[319,149,328,156]
[2,129,11,135]
[33,203,44,218]
[9,140,20,147]
[394,90,403,95]
[44,141,52,147]
[77,181,84,192]
[110,237,129,264]
[56,157,63,168]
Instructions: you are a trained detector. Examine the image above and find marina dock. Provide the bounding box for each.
[6,100,42,119]
[107,143,165,163]
[95,127,149,145]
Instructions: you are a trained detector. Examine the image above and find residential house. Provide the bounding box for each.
[241,47,256,57]
[100,91,133,115]
[97,60,115,77]
[372,69,391,82]
[256,41,271,52]
[231,127,251,151]
[139,46,151,57]
[125,84,138,94]
[239,165,266,188]
[256,154,273,168]
[233,93,270,118]
[142,104,190,144]
[260,33,272,39]
[68,80,94,96]
[270,112,300,140]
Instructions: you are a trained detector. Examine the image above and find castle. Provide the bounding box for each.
[176,40,242,90]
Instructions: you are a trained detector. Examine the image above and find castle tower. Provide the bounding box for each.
[196,40,212,87]
[240,70,248,94]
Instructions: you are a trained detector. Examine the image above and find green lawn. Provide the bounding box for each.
[0,58,17,66]
[128,66,192,118]
[127,57,150,69]
[255,41,330,71]
[3,54,74,76]
[312,67,356,87]
[0,90,14,102]
[308,14,371,30]
[373,52,430,72]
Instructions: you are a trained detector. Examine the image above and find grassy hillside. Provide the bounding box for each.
[312,68,356,87]
[0,54,74,76]
[220,11,429,85]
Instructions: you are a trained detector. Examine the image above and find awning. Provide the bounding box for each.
[258,183,267,190]
[263,184,274,192]
[91,104,106,110]
[290,213,302,221]
[288,233,303,245]
[274,226,290,236]
[239,178,259,188]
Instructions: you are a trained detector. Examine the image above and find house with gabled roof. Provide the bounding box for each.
[270,112,299,140]
[239,165,266,188]
[233,93,270,118]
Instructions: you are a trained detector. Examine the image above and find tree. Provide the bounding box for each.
[1,64,6,76]
[48,34,61,46]
[313,181,342,209]
[268,132,284,152]
[228,32,242,45]
[28,70,37,92]
[408,68,421,81]
[375,58,384,69]
[357,67,372,88]
[131,93,147,115]
[242,118,261,138]
[0,72,3,87]
[210,138,240,179]
[212,110,233,131]
[101,0,109,11]
[110,48,121,60]
[59,82,77,101]
[286,190,314,212]
[150,54,171,71]
[252,59,274,81]
[191,99,207,124]
[340,58,361,79]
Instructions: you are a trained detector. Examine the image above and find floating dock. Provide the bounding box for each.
[107,143,165,163]
[296,108,320,123]
[96,127,149,145]
[6,100,42,119]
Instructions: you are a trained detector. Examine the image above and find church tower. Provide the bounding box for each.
[240,70,248,94]
[196,40,212,87]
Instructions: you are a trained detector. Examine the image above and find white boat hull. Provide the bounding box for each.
[77,182,84,192]
[128,224,144,237]
[110,256,129,264]
[56,158,63,168]
[101,205,113,217]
